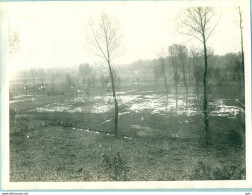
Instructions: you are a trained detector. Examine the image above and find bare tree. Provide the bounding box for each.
[168,45,181,113]
[180,7,220,144]
[188,53,192,87]
[23,79,28,96]
[238,6,244,84]
[191,49,203,100]
[88,13,123,137]
[38,68,46,95]
[168,44,180,96]
[79,63,93,85]
[49,71,56,95]
[153,64,162,85]
[160,57,169,100]
[30,69,37,88]
[157,49,169,103]
[231,52,243,81]
[224,53,240,81]
[178,45,188,94]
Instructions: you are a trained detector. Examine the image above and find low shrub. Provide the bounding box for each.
[191,161,245,180]
[100,151,129,181]
[228,129,243,146]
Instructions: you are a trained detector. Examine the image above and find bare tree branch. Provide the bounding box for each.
[89,21,108,61]
[206,11,222,41]
[177,30,203,43]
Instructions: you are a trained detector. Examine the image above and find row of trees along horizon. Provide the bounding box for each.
[10,50,243,90]
[9,7,245,145]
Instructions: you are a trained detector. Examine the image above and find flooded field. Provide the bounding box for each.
[27,91,244,119]
[9,86,246,182]
[6,1,248,183]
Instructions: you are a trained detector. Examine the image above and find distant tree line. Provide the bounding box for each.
[152,48,244,86]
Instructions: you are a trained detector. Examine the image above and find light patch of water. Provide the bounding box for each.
[77,89,85,93]
[131,124,157,131]
[137,91,154,94]
[117,90,136,95]
[76,128,132,139]
[35,94,140,114]
[124,136,132,140]
[128,95,197,116]
[88,95,140,113]
[34,93,243,119]
[88,104,113,113]
[143,95,157,99]
[117,95,140,104]
[68,108,82,113]
[188,96,198,100]
[69,97,85,103]
[94,96,111,100]
[210,99,244,117]
[183,108,197,116]
[37,104,72,112]
[131,124,161,137]
[128,94,162,112]
[100,119,111,124]
[10,98,37,104]
[119,111,130,116]
[12,94,35,99]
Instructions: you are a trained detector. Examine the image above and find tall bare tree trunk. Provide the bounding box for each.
[181,7,220,145]
[42,81,45,95]
[181,55,188,94]
[203,35,210,145]
[188,58,191,86]
[193,60,199,100]
[160,57,169,103]
[25,85,27,96]
[174,57,178,95]
[239,7,244,84]
[89,13,122,137]
[52,80,55,94]
[174,58,179,112]
[32,76,35,88]
[108,61,119,137]
[196,81,199,100]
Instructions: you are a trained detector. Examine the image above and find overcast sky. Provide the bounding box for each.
[2,0,249,71]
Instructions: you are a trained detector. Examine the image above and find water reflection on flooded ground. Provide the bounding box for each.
[34,91,244,119]
[127,94,197,116]
[209,99,244,118]
[10,94,42,104]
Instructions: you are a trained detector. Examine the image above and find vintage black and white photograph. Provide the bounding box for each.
[1,0,251,190]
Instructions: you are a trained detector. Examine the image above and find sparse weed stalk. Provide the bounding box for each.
[101,151,129,181]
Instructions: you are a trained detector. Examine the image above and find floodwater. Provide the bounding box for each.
[209,99,244,118]
[73,127,132,139]
[9,94,42,104]
[32,91,244,119]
